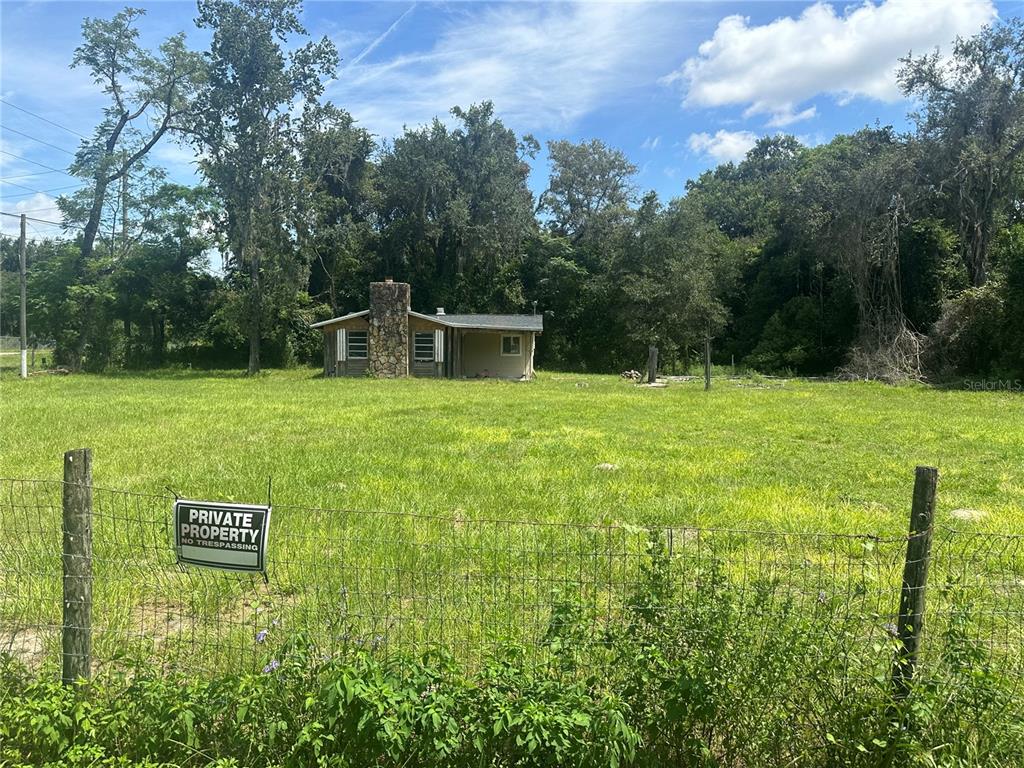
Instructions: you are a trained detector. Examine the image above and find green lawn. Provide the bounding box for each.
[0,368,1021,533]
[1,369,1022,672]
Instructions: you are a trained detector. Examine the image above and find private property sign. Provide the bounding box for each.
[174,499,270,572]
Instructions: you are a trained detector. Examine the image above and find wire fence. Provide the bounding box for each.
[1,476,1022,694]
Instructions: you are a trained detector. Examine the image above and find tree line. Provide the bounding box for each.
[2,1,1023,381]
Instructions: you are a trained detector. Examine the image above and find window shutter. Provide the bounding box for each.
[336,329,347,362]
[435,329,444,362]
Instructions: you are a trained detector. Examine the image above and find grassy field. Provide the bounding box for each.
[3,371,1022,768]
[0,367,1021,533]
[1,368,1022,675]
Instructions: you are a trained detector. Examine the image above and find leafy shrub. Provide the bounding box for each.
[997,223,1024,378]
[2,545,1022,767]
[927,284,1005,377]
[747,296,825,374]
[0,639,638,768]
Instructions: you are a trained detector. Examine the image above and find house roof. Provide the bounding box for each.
[309,310,368,329]
[435,314,543,332]
[312,309,542,333]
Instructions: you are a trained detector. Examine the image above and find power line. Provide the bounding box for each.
[0,170,64,181]
[0,180,85,197]
[5,182,86,197]
[0,124,76,155]
[0,210,53,222]
[0,179,52,195]
[0,210,83,231]
[1,180,84,196]
[0,98,89,140]
[26,219,47,239]
[0,179,70,195]
[13,206,63,214]
[27,218,66,239]
[0,150,73,175]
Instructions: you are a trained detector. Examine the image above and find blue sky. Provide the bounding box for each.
[0,0,1017,236]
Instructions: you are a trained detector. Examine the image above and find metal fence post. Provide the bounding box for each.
[62,448,93,684]
[891,465,938,700]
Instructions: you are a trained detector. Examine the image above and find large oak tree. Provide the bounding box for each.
[188,0,337,373]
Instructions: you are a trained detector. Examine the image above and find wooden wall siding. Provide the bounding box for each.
[323,329,336,376]
[451,328,462,378]
[338,359,369,377]
[319,317,370,377]
[409,316,446,332]
[411,360,440,377]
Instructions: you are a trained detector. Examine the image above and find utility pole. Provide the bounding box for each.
[19,213,27,379]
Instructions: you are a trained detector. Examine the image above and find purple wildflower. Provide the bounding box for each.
[256,629,269,644]
[883,622,899,637]
[263,659,280,674]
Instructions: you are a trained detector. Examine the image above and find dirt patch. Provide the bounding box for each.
[0,626,51,666]
[128,580,302,648]
[950,508,986,522]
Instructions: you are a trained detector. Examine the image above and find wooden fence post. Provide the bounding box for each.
[647,345,658,384]
[891,465,938,699]
[703,326,711,391]
[62,448,93,684]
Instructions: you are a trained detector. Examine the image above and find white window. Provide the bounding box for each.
[501,334,522,356]
[414,331,435,362]
[347,330,368,359]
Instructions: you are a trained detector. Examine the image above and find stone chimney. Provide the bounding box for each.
[368,280,410,377]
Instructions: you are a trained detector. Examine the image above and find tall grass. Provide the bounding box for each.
[1,370,1023,764]
[3,540,1023,767]
[1,369,1022,533]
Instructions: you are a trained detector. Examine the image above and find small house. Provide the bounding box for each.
[312,280,542,379]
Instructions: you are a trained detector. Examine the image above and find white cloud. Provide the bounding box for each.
[688,130,758,164]
[669,0,996,126]
[766,106,817,128]
[0,193,64,236]
[329,2,680,138]
[641,135,661,150]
